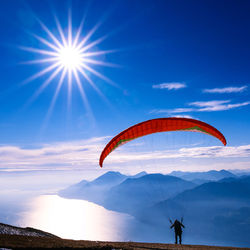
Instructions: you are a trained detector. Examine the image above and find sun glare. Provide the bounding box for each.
[58,46,82,70]
[20,12,118,119]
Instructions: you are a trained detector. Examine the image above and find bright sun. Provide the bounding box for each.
[21,13,117,118]
[58,46,82,70]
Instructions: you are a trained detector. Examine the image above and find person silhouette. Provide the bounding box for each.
[170,219,185,244]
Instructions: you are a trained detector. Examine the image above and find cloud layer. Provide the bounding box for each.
[0,137,108,170]
[0,136,250,172]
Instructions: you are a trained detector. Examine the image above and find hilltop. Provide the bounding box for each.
[0,222,58,238]
[0,234,249,249]
[0,222,249,249]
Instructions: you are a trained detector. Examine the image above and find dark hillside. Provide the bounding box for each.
[137,176,250,247]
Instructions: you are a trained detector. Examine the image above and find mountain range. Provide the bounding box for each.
[59,169,250,247]
[169,169,236,184]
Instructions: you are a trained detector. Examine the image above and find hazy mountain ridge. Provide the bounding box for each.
[59,170,242,213]
[59,171,196,213]
[169,169,236,182]
[59,171,126,203]
[59,171,147,204]
[102,174,196,215]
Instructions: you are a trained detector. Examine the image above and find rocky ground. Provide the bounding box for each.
[0,222,58,238]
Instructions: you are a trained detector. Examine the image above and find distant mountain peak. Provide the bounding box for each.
[134,171,147,175]
[101,171,124,176]
[92,171,127,185]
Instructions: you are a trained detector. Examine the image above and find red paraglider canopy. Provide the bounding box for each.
[99,117,227,168]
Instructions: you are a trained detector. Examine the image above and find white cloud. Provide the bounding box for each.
[189,100,230,107]
[190,100,250,111]
[151,100,250,114]
[150,108,194,114]
[152,82,186,90]
[203,86,248,93]
[171,114,194,119]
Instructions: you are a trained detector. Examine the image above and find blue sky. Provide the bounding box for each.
[0,0,250,174]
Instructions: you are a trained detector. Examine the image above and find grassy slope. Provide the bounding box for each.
[0,235,249,249]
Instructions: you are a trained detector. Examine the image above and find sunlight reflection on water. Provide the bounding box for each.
[18,195,135,241]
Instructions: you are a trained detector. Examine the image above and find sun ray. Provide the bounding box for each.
[22,62,61,85]
[19,46,58,57]
[75,21,102,50]
[72,19,85,48]
[81,49,118,57]
[54,16,67,47]
[45,68,67,124]
[80,62,117,87]
[67,69,72,110]
[29,65,63,102]
[78,35,108,53]
[21,57,58,65]
[77,66,111,104]
[73,69,91,112]
[73,69,96,125]
[32,33,61,52]
[68,10,72,47]
[38,20,63,49]
[81,58,119,67]
[77,67,102,94]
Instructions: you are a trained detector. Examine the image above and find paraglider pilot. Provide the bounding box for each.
[170,219,185,244]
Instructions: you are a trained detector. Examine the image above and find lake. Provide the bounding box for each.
[17,195,169,242]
